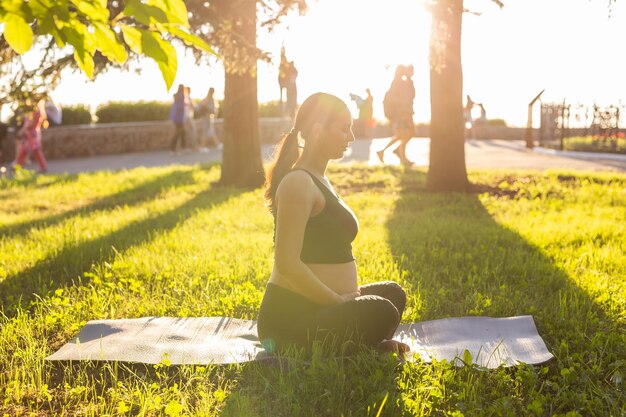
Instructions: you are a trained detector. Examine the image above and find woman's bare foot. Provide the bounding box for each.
[377,339,410,356]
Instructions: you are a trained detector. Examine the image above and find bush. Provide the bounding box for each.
[258,100,282,118]
[61,104,93,125]
[487,118,507,127]
[95,101,171,123]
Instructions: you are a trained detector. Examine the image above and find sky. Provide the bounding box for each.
[6,0,626,127]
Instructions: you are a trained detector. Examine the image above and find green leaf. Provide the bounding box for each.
[120,24,143,54]
[29,0,51,17]
[124,0,168,26]
[140,29,167,63]
[140,29,177,90]
[73,47,94,79]
[93,22,127,63]
[147,0,188,26]
[462,349,473,365]
[70,0,109,22]
[167,26,216,55]
[0,0,24,14]
[3,13,33,53]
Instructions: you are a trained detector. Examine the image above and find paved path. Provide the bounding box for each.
[2,139,625,175]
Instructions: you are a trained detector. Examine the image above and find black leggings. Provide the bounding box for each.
[170,123,186,151]
[257,281,406,353]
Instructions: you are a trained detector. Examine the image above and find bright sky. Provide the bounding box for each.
[8,0,626,127]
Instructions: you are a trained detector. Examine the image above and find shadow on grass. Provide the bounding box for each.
[0,183,245,317]
[0,169,199,239]
[385,169,624,414]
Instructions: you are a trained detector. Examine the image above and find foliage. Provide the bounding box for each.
[486,118,507,127]
[0,0,213,86]
[0,165,624,416]
[258,100,283,118]
[0,0,215,122]
[95,101,170,124]
[558,134,626,155]
[60,104,93,125]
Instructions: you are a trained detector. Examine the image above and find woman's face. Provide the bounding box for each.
[321,110,355,160]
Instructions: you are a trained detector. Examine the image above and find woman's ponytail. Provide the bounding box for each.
[264,128,301,211]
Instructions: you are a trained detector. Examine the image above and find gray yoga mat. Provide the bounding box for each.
[46,315,553,368]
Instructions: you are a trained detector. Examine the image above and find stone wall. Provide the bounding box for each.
[1,117,538,161]
[2,118,293,160]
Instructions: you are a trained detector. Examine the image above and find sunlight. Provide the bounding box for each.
[15,0,625,128]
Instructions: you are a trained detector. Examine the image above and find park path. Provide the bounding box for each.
[3,138,626,175]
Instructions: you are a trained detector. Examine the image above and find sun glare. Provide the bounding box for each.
[11,0,625,128]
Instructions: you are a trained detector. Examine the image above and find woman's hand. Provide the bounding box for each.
[338,289,361,303]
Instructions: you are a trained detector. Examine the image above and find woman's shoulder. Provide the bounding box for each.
[276,170,319,202]
[279,169,315,190]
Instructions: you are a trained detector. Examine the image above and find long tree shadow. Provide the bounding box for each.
[1,184,245,317]
[0,169,199,239]
[385,170,624,414]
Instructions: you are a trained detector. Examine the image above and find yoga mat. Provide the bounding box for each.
[46,315,553,368]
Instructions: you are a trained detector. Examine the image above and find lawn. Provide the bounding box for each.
[549,135,626,155]
[0,164,624,416]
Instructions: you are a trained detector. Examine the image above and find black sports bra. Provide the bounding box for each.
[276,168,359,263]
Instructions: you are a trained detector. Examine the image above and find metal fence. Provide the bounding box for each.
[539,102,625,149]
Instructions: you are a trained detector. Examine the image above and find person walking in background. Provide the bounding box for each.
[377,65,415,166]
[279,47,299,119]
[349,88,374,138]
[184,86,200,152]
[464,95,475,139]
[0,121,7,163]
[45,99,62,127]
[169,84,187,154]
[196,87,221,150]
[14,99,48,173]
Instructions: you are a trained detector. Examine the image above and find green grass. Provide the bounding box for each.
[553,135,626,154]
[0,164,624,416]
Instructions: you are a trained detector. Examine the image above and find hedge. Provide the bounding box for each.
[61,104,93,125]
[95,101,171,123]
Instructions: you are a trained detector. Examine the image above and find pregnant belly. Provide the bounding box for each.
[307,262,359,294]
[269,261,359,296]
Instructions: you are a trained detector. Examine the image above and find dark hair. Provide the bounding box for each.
[264,92,348,210]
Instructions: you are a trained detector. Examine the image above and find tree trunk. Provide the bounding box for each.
[218,0,265,188]
[427,0,470,192]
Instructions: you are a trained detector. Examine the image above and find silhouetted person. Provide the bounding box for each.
[196,87,221,150]
[279,47,298,118]
[15,99,48,173]
[378,65,415,166]
[464,95,475,138]
[169,84,187,154]
[350,89,374,138]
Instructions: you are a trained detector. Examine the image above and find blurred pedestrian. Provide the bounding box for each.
[378,65,415,166]
[279,47,298,119]
[14,99,48,173]
[184,86,200,152]
[169,84,187,154]
[350,88,374,138]
[195,87,221,150]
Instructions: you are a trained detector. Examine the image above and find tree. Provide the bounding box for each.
[427,0,502,191]
[0,0,213,114]
[427,0,470,192]
[186,0,304,188]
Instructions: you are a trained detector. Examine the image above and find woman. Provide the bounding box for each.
[15,99,48,173]
[257,92,410,355]
[196,87,221,149]
[169,84,187,153]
